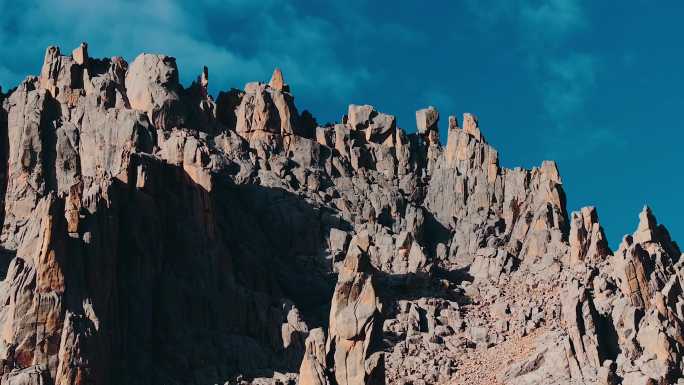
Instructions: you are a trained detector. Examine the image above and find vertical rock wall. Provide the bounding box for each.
[0,43,680,385]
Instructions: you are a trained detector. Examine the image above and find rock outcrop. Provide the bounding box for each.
[126,53,183,129]
[0,43,681,385]
[569,206,610,266]
[298,328,330,385]
[326,246,384,385]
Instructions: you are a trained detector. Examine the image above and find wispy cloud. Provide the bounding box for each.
[464,0,616,159]
[519,0,586,41]
[541,53,596,118]
[0,0,372,102]
[464,0,585,42]
[0,0,608,153]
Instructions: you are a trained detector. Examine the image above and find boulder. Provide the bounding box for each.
[415,106,439,134]
[125,53,183,129]
[347,104,395,144]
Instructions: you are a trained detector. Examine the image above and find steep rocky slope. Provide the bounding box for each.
[0,43,681,385]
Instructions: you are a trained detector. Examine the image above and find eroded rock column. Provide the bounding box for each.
[326,245,385,385]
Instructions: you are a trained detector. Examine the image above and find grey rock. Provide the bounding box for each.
[126,53,182,129]
[415,107,439,135]
[0,44,682,385]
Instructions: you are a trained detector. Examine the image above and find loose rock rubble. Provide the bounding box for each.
[0,43,681,385]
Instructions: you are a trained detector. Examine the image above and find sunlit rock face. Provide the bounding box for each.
[0,43,681,385]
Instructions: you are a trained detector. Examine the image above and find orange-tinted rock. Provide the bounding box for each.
[72,42,88,65]
[269,67,286,91]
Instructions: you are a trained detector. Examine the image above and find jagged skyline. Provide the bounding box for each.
[1,39,681,384]
[0,1,680,247]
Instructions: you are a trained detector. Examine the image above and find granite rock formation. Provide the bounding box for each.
[0,44,681,385]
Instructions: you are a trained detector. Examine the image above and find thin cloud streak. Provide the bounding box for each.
[0,0,371,103]
[463,0,612,160]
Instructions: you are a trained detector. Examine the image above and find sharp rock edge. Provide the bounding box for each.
[0,43,680,385]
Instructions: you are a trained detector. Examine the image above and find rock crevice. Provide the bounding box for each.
[0,44,681,385]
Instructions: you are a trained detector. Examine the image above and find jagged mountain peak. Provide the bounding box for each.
[0,43,681,385]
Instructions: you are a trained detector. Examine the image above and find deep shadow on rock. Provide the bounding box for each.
[1,43,683,385]
[49,157,340,384]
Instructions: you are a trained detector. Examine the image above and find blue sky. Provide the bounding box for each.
[0,0,681,248]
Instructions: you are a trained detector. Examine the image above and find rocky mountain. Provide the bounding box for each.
[0,43,681,385]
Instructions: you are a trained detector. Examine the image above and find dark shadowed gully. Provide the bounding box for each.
[0,43,681,385]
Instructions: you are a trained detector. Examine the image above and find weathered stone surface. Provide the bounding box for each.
[235,76,302,148]
[39,45,84,108]
[415,106,439,135]
[560,280,602,380]
[568,206,610,266]
[462,112,481,140]
[470,247,514,284]
[0,44,682,385]
[125,53,182,129]
[269,67,289,92]
[72,42,88,65]
[347,104,395,144]
[416,106,439,146]
[298,328,331,385]
[327,248,384,385]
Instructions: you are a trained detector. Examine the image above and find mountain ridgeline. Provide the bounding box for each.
[0,43,681,385]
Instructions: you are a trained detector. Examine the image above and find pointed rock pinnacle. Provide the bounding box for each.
[269,67,285,91]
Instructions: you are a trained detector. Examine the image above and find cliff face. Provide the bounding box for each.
[0,43,681,385]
